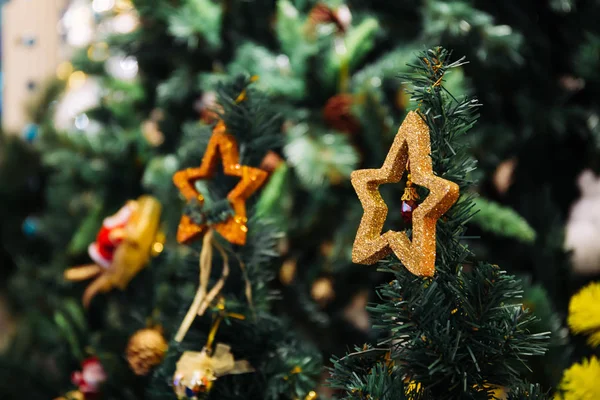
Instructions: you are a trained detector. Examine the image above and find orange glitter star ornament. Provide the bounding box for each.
[173,121,268,245]
[351,111,459,276]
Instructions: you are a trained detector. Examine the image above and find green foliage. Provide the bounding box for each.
[330,347,409,400]
[506,383,550,400]
[156,68,195,106]
[217,76,284,166]
[228,43,306,100]
[520,283,571,390]
[256,164,293,222]
[574,33,600,84]
[102,78,146,120]
[424,1,524,64]
[284,125,359,189]
[323,17,379,87]
[375,264,548,399]
[549,0,576,14]
[167,0,223,50]
[53,299,87,360]
[275,0,318,76]
[67,201,104,255]
[471,197,537,243]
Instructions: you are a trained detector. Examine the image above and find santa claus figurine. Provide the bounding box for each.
[88,200,138,268]
[71,356,107,396]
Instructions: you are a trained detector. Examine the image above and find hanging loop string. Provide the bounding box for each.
[175,229,216,342]
[174,228,255,343]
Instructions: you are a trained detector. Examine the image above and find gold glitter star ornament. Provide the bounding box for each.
[173,121,268,245]
[351,111,459,276]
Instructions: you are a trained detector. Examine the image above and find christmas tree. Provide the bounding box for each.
[2,0,600,398]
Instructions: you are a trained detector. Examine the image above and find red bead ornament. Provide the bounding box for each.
[400,171,419,224]
[401,199,418,224]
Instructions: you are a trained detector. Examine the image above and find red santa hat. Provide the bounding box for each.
[87,203,135,268]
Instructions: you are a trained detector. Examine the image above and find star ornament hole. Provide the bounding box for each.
[381,176,429,234]
[351,111,459,277]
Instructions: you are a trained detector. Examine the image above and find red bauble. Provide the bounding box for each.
[323,94,360,135]
[401,200,418,224]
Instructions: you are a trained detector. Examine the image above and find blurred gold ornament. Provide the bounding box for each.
[56,62,74,81]
[351,111,459,276]
[173,121,268,245]
[68,71,88,90]
[114,0,134,12]
[64,196,163,307]
[344,290,369,332]
[311,277,335,307]
[493,158,517,195]
[142,109,165,147]
[150,230,166,257]
[54,390,84,400]
[305,391,318,400]
[278,235,290,256]
[173,343,254,397]
[87,42,109,62]
[320,241,334,257]
[126,327,168,376]
[279,259,297,286]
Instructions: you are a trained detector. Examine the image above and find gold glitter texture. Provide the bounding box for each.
[351,111,459,276]
[173,121,268,245]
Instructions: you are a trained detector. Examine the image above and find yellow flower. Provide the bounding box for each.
[568,282,600,346]
[556,357,600,400]
[589,331,600,348]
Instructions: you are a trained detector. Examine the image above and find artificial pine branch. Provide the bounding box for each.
[217,75,284,166]
[329,47,549,400]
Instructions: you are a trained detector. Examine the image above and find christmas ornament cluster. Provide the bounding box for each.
[56,102,457,398]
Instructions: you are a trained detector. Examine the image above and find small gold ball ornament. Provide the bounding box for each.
[311,277,335,307]
[54,390,84,400]
[305,390,318,400]
[279,259,297,286]
[126,327,168,376]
